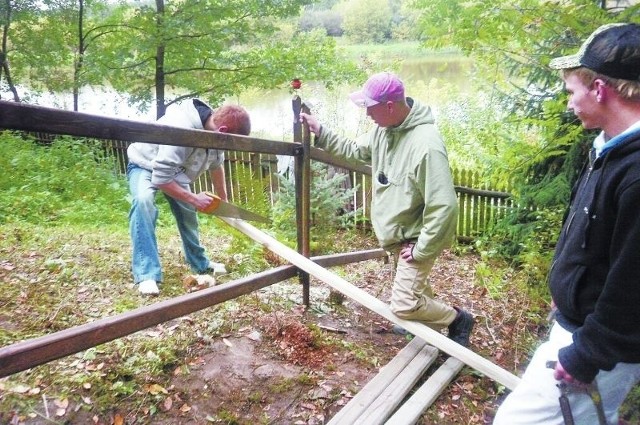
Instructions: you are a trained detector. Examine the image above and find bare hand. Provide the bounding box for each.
[400,243,415,263]
[553,360,588,387]
[194,192,217,212]
[299,112,321,137]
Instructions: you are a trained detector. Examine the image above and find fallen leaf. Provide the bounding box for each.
[180,403,191,413]
[55,408,66,417]
[114,413,124,425]
[145,383,168,395]
[163,396,173,411]
[54,398,69,408]
[222,338,233,347]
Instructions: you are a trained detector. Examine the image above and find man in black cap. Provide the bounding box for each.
[494,23,640,424]
[127,100,251,295]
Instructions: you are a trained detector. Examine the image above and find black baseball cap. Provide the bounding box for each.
[549,23,640,81]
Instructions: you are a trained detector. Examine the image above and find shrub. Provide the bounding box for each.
[0,132,129,226]
[271,162,357,254]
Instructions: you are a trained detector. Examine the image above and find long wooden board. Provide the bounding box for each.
[220,217,521,390]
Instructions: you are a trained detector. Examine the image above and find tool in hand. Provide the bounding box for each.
[546,360,607,425]
[198,192,270,223]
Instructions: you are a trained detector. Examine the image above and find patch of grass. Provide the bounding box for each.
[269,377,296,394]
[295,373,316,386]
[0,218,232,418]
[339,40,464,61]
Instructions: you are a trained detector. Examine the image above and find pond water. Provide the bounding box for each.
[12,54,476,141]
[235,55,476,140]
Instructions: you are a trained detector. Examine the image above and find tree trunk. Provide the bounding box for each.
[73,0,85,111]
[155,0,166,119]
[1,0,20,102]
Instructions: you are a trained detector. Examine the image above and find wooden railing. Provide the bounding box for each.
[0,99,385,378]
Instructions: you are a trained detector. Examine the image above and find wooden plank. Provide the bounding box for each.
[220,217,521,390]
[385,357,465,425]
[328,337,428,425]
[353,344,439,425]
[0,100,297,156]
[0,266,296,378]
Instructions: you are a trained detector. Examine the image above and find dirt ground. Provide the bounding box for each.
[123,250,545,425]
[0,239,551,425]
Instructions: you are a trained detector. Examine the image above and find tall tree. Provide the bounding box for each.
[414,0,640,192]
[96,0,361,118]
[0,0,39,101]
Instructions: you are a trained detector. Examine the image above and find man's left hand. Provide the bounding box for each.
[554,360,589,387]
[400,243,415,262]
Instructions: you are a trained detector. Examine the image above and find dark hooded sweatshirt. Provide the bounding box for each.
[550,128,640,383]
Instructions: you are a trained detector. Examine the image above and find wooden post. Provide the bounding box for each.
[218,216,521,390]
[292,95,310,306]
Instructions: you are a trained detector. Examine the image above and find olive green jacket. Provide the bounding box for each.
[315,99,458,262]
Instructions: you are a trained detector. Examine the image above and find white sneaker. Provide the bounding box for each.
[208,261,227,276]
[138,279,159,295]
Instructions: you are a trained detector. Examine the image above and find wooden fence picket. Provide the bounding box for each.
[22,132,517,241]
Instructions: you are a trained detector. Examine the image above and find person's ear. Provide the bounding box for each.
[217,125,229,133]
[593,79,608,103]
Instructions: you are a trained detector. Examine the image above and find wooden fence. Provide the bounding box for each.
[105,141,512,240]
[30,133,514,241]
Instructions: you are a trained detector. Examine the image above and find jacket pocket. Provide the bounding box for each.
[565,264,587,315]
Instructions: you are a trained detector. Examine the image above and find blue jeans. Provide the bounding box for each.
[127,164,210,283]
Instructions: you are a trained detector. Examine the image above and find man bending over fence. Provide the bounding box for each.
[126,100,251,295]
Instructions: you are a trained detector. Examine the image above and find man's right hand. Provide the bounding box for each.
[299,112,321,137]
[194,191,217,212]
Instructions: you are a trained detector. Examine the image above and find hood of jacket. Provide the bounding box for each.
[127,100,224,185]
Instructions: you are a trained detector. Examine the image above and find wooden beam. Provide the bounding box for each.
[0,266,294,378]
[310,146,372,175]
[0,100,297,156]
[219,217,521,390]
[0,249,386,378]
[352,343,438,425]
[328,337,437,425]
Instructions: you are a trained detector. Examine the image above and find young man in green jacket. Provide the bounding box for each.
[300,72,474,346]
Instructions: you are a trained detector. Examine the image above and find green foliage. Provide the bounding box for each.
[271,162,357,254]
[409,0,640,282]
[91,1,363,115]
[298,9,344,36]
[475,205,564,287]
[621,384,640,424]
[3,0,363,116]
[0,132,129,226]
[338,0,392,43]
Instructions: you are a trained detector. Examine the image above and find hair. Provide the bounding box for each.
[212,104,251,136]
[563,67,640,101]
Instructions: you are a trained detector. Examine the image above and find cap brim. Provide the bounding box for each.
[549,54,582,70]
[349,90,379,108]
